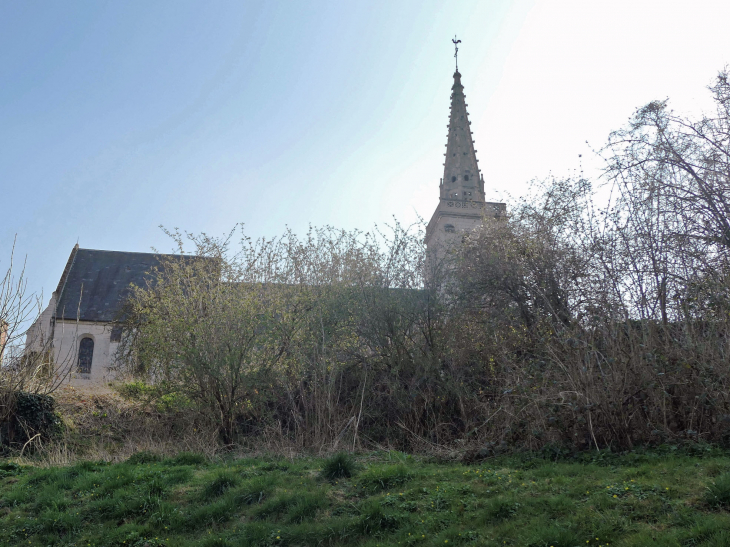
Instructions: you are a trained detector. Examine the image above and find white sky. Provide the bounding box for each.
[406,0,730,221]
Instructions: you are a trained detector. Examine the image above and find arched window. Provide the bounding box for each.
[77,337,94,374]
[451,176,456,182]
[444,224,455,233]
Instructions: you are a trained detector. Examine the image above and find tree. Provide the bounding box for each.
[456,177,590,332]
[602,69,730,322]
[117,223,440,447]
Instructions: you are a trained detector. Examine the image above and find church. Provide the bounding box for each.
[25,62,504,389]
[24,247,200,388]
[425,67,505,260]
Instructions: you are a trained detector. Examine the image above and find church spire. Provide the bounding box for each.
[440,42,484,203]
[424,40,505,262]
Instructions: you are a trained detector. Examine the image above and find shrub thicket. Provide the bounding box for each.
[1,239,67,453]
[116,70,730,452]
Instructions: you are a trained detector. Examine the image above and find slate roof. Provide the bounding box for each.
[54,246,199,322]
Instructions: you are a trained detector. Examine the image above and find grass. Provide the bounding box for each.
[322,453,357,481]
[2,448,730,546]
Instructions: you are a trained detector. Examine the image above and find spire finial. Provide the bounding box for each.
[452,35,462,71]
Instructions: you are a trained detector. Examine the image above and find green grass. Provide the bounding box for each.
[322,453,357,481]
[2,448,730,546]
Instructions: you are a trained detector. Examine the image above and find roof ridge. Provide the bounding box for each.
[76,247,184,256]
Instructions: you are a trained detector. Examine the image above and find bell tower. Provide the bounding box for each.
[425,39,505,264]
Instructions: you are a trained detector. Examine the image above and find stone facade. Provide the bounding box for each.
[425,199,505,262]
[25,301,120,388]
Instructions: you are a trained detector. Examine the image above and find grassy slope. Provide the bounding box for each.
[2,449,730,547]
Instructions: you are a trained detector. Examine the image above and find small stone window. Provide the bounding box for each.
[77,337,94,374]
[464,175,469,181]
[444,224,455,233]
[110,326,122,343]
[451,176,456,182]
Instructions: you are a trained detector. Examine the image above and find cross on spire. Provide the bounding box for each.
[452,36,461,71]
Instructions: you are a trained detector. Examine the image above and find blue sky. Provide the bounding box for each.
[2,0,730,307]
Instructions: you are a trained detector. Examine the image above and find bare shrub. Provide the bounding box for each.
[1,239,69,450]
[116,223,452,449]
[114,70,730,455]
[451,70,730,450]
[14,389,218,465]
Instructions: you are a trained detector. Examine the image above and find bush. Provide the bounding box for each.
[321,452,356,480]
[0,462,23,478]
[0,392,60,450]
[116,381,157,400]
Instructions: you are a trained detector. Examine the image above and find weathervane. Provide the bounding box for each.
[452,35,462,71]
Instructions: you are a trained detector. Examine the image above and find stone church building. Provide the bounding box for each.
[25,246,196,388]
[425,68,505,261]
[26,65,503,388]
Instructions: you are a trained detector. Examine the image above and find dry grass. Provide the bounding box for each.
[14,386,220,466]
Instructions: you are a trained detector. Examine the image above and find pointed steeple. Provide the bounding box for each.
[440,70,484,202]
[424,42,505,265]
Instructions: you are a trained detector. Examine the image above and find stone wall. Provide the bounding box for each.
[425,199,506,266]
[52,320,119,387]
[25,297,119,389]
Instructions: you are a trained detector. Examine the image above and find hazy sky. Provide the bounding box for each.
[3,0,730,305]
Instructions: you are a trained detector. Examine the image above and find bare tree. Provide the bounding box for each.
[602,69,730,322]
